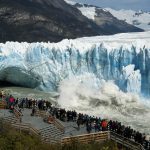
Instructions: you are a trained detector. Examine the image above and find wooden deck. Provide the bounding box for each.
[0,108,146,150]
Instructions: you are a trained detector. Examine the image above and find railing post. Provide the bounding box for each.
[108,131,110,140]
[29,125,31,135]
[93,133,94,142]
[19,119,21,134]
[49,134,51,143]
[122,136,125,149]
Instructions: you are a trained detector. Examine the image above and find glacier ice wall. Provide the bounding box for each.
[0,32,150,95]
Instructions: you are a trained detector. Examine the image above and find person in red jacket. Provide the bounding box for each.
[101,119,108,131]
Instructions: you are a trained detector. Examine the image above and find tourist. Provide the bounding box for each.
[1,94,150,150]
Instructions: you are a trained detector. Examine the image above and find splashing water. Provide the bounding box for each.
[58,73,150,133]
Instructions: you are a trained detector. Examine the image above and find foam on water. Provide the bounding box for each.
[57,73,150,133]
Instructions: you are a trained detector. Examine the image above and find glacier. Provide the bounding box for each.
[1,31,150,133]
[0,31,150,96]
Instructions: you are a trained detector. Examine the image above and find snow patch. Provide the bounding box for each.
[78,6,96,20]
[64,0,76,5]
[106,8,150,31]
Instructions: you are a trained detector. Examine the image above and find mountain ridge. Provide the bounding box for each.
[65,0,150,31]
[0,0,143,42]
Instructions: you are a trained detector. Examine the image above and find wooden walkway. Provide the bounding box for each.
[62,131,145,150]
[2,114,40,136]
[0,107,146,150]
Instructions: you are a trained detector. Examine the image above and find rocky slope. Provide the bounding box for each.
[0,0,102,42]
[0,0,143,42]
[66,1,150,31]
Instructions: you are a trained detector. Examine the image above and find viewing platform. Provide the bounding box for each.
[0,107,147,150]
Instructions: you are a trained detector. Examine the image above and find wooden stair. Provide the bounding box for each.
[2,115,40,136]
[3,115,19,123]
[39,125,64,143]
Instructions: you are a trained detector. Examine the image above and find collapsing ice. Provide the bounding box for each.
[0,31,150,133]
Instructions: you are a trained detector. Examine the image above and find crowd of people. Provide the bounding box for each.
[49,107,150,149]
[0,90,150,150]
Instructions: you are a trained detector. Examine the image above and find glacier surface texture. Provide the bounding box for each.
[0,31,150,95]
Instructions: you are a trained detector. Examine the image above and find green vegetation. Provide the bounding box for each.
[62,140,119,150]
[0,120,118,150]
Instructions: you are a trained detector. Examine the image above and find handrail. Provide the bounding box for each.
[110,131,145,150]
[11,122,40,135]
[61,131,109,145]
[61,131,145,150]
[53,118,65,133]
[13,107,22,119]
[29,125,41,135]
[41,114,65,133]
[2,117,40,136]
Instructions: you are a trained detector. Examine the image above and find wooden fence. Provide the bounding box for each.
[61,131,145,150]
[110,131,145,150]
[2,117,40,136]
[61,131,109,145]
[11,123,40,136]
